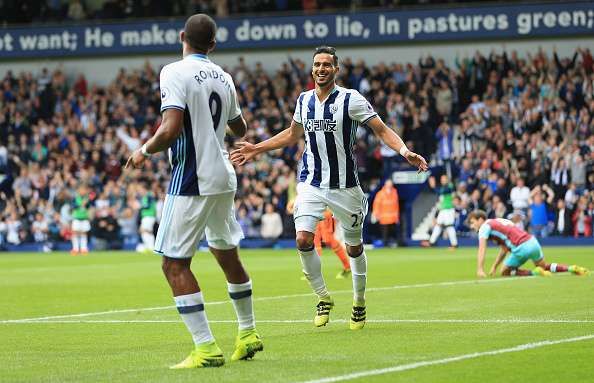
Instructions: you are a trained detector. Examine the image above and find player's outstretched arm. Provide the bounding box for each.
[366,116,428,172]
[476,238,488,278]
[125,109,184,169]
[489,247,508,276]
[230,120,303,165]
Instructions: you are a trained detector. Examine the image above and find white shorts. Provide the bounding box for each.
[71,219,90,233]
[293,182,367,246]
[154,192,244,258]
[436,209,455,226]
[141,216,156,232]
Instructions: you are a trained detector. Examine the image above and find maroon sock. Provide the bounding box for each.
[545,263,568,273]
[509,269,533,276]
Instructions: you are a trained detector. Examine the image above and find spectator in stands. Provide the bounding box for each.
[553,199,572,237]
[5,212,22,245]
[564,183,579,210]
[371,179,400,247]
[550,155,570,197]
[436,80,453,121]
[1,45,593,249]
[0,215,7,249]
[47,212,64,245]
[67,0,86,21]
[31,212,50,251]
[435,122,454,179]
[572,197,592,238]
[91,207,121,250]
[571,154,587,192]
[510,178,530,213]
[528,185,554,238]
[260,203,283,240]
[118,207,138,247]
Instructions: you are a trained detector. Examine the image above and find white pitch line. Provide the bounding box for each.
[5,318,594,324]
[296,334,594,383]
[0,277,533,324]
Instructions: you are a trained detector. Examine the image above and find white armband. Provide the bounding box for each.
[141,143,151,158]
[399,145,410,157]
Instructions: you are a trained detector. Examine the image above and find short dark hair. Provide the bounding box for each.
[183,14,217,53]
[313,46,338,66]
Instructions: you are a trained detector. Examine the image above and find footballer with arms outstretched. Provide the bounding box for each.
[467,210,588,278]
[231,46,428,330]
[127,14,262,369]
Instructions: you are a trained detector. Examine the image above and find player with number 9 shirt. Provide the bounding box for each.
[126,13,262,369]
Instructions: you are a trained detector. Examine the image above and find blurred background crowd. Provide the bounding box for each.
[0,45,593,250]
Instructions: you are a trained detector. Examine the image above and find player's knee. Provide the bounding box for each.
[347,243,363,258]
[296,232,314,251]
[501,268,512,276]
[161,257,188,278]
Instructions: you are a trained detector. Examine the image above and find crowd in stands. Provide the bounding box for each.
[0,45,593,250]
[1,0,540,25]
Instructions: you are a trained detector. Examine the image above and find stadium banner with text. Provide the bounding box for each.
[0,1,593,59]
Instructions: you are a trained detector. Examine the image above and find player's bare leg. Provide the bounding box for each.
[534,259,589,276]
[210,247,250,283]
[162,257,223,368]
[210,247,263,361]
[346,243,367,330]
[297,231,333,327]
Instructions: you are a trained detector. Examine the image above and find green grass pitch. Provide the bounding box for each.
[1,247,593,382]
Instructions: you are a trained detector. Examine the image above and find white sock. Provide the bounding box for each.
[141,232,155,250]
[174,292,214,345]
[228,280,255,331]
[349,250,367,306]
[80,235,88,251]
[430,225,442,244]
[446,226,458,246]
[298,247,330,299]
[72,234,80,251]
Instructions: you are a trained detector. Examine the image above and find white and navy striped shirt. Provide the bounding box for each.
[293,86,377,189]
[159,54,241,196]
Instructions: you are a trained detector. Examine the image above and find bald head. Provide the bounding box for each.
[183,14,217,53]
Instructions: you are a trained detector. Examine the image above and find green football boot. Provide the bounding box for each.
[231,329,264,361]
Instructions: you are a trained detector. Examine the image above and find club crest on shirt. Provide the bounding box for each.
[161,87,169,100]
[366,101,373,112]
[329,104,338,114]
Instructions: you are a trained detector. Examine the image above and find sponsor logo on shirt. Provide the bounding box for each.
[304,119,337,132]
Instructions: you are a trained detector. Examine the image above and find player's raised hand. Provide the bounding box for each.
[125,148,146,169]
[405,151,429,173]
[230,141,258,166]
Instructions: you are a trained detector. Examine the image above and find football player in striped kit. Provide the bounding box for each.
[231,46,428,330]
[127,14,262,369]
